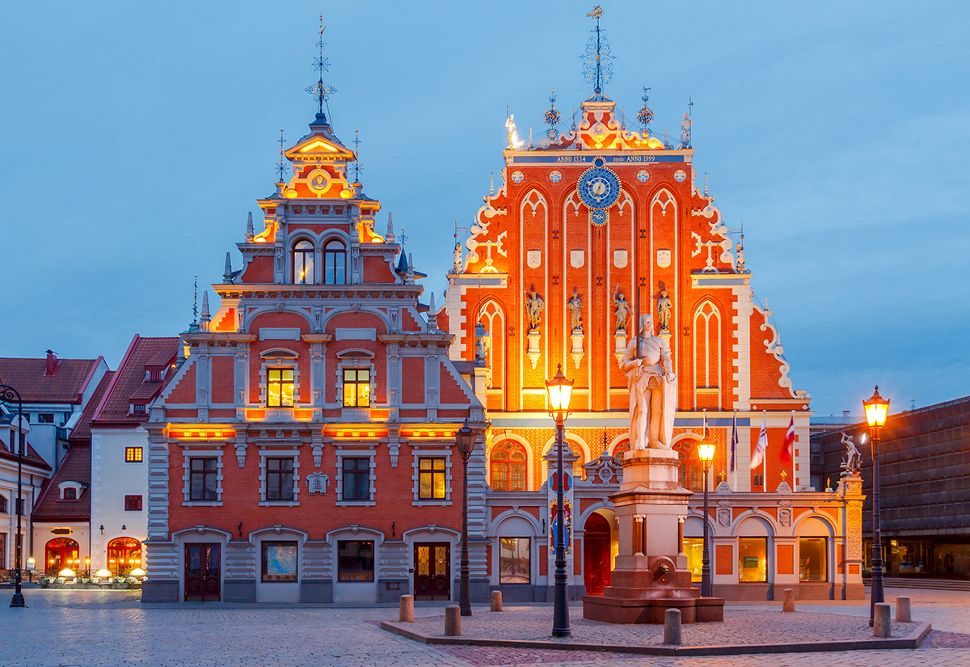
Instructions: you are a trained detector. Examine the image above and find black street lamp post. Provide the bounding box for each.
[545,364,574,638]
[1,384,27,608]
[863,386,889,627]
[455,423,477,617]
[697,440,716,598]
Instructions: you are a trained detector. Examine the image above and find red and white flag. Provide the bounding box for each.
[750,413,768,470]
[781,415,795,465]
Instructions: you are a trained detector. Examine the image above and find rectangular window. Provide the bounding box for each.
[499,537,531,584]
[189,457,219,501]
[62,487,77,501]
[124,495,143,511]
[265,457,295,501]
[38,413,54,424]
[125,447,143,463]
[739,537,768,583]
[341,457,370,501]
[337,540,374,582]
[342,368,371,407]
[799,537,827,582]
[418,457,447,500]
[752,473,764,489]
[267,368,295,407]
[131,403,146,415]
[683,537,704,583]
[261,541,298,582]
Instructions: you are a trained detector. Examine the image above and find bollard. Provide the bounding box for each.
[490,590,503,612]
[399,594,414,623]
[444,605,462,636]
[663,608,682,645]
[873,602,891,638]
[896,596,911,623]
[782,588,795,613]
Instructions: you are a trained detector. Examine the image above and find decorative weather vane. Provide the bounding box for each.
[544,90,561,140]
[276,130,286,183]
[352,128,362,182]
[583,6,614,96]
[680,97,694,148]
[192,275,199,325]
[306,15,337,120]
[637,87,654,131]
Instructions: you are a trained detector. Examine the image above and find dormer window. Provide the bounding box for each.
[63,487,77,500]
[58,481,84,501]
[293,240,315,284]
[131,402,147,415]
[323,239,347,285]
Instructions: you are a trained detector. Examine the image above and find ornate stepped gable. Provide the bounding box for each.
[444,87,810,493]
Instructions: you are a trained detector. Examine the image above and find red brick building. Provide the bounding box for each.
[142,109,485,603]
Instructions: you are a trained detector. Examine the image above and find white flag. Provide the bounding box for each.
[750,413,768,470]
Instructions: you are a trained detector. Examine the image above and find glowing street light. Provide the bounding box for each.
[697,441,716,598]
[863,385,890,626]
[545,364,574,638]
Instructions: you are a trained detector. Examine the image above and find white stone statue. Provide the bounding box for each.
[612,285,629,332]
[840,432,862,477]
[656,284,672,333]
[505,114,525,150]
[567,288,583,332]
[526,288,544,331]
[620,313,677,450]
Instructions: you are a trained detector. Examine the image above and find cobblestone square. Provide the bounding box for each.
[1,587,969,666]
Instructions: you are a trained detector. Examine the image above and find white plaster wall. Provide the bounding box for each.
[90,426,148,570]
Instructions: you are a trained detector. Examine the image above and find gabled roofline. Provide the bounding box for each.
[76,355,106,402]
[91,335,140,424]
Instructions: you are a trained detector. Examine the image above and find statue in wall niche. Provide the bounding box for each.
[526,288,545,331]
[620,313,677,450]
[567,288,583,332]
[656,282,673,333]
[612,285,629,332]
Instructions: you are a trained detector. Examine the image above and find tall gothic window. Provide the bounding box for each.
[674,442,704,492]
[324,239,347,285]
[490,440,527,491]
[292,240,315,284]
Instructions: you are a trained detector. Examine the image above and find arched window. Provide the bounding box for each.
[490,440,528,491]
[45,538,79,575]
[674,441,704,492]
[107,537,142,575]
[693,300,721,397]
[0,495,8,513]
[323,239,347,285]
[292,240,315,284]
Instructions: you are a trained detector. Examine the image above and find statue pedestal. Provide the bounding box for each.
[583,449,724,624]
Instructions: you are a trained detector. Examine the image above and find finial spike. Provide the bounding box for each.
[306,15,336,122]
[200,290,211,323]
[352,128,362,183]
[583,6,613,95]
[192,275,199,325]
[276,130,286,182]
[385,212,395,241]
[224,252,232,279]
[245,212,254,242]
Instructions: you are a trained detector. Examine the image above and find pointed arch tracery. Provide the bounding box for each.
[477,298,505,392]
[692,299,722,405]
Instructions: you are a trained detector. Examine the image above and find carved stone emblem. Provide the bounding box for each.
[570,249,585,268]
[717,507,731,527]
[656,248,672,268]
[526,250,542,269]
[778,508,792,527]
[307,472,329,495]
[613,249,628,269]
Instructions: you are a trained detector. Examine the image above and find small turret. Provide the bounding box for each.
[245,212,255,242]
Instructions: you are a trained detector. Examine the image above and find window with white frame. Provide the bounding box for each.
[323,239,347,285]
[411,449,452,505]
[336,450,375,505]
[342,368,370,407]
[260,451,299,505]
[182,450,223,505]
[267,368,295,407]
[292,239,315,284]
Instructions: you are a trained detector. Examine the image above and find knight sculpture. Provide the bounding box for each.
[620,313,677,450]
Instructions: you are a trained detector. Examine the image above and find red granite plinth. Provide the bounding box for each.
[583,592,725,624]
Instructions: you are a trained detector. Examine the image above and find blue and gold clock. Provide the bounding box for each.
[577,158,620,225]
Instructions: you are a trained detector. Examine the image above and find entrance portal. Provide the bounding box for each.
[184,543,221,601]
[583,512,612,595]
[45,538,79,575]
[413,542,451,600]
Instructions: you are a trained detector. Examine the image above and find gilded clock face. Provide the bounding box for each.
[577,161,620,212]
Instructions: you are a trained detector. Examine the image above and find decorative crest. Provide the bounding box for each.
[636,87,654,130]
[583,6,614,95]
[306,16,337,119]
[276,130,286,183]
[544,90,561,140]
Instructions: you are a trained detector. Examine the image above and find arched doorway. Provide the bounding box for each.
[107,537,142,575]
[583,513,613,595]
[45,538,79,575]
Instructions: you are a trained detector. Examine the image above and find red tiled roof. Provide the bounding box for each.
[0,438,51,471]
[92,336,178,426]
[0,356,103,404]
[68,371,115,444]
[31,444,90,522]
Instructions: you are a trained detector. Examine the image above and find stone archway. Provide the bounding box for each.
[583,512,613,595]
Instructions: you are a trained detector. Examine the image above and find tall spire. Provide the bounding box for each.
[351,128,362,183]
[276,129,286,183]
[583,6,614,97]
[306,15,337,123]
[385,212,395,242]
[200,290,211,331]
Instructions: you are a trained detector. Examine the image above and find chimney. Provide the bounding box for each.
[45,349,58,376]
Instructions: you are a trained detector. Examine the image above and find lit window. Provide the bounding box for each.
[125,447,143,463]
[124,495,143,511]
[799,537,827,582]
[341,457,370,501]
[337,540,374,582]
[265,457,295,501]
[739,537,768,583]
[342,368,370,407]
[490,441,527,491]
[189,457,219,501]
[292,240,315,284]
[267,368,295,407]
[323,239,347,285]
[683,537,703,582]
[499,537,531,584]
[418,457,447,500]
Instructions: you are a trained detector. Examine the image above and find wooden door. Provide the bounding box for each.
[413,543,450,600]
[583,513,613,595]
[184,543,221,601]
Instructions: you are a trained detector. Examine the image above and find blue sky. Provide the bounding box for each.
[1,1,967,417]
